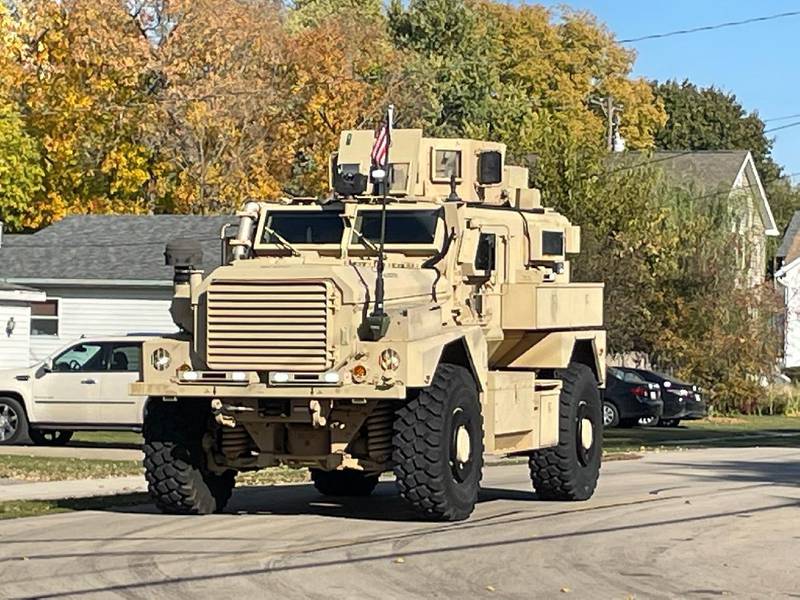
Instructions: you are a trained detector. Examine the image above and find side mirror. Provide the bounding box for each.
[42,358,53,373]
[477,151,503,185]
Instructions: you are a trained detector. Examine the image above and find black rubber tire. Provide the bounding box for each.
[528,363,602,501]
[29,429,74,446]
[310,469,379,496]
[639,416,658,427]
[143,399,235,515]
[0,397,28,445]
[393,363,484,521]
[603,401,620,428]
[665,419,681,428]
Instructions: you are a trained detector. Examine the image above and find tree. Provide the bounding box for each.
[7,0,155,228]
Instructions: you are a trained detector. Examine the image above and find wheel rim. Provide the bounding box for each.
[603,403,615,427]
[0,403,19,442]
[450,408,475,483]
[576,401,597,467]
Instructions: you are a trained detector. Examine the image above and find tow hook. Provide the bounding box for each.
[211,398,237,428]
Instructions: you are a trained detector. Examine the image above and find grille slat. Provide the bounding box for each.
[206,280,331,371]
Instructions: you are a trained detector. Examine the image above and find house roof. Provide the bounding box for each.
[0,215,234,284]
[778,210,800,261]
[615,150,778,236]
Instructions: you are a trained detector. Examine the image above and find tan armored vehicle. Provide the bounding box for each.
[133,128,606,521]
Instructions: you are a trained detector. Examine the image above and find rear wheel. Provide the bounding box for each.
[311,469,379,497]
[143,399,235,514]
[29,429,73,446]
[661,419,681,428]
[393,363,484,521]
[0,397,28,445]
[639,416,658,427]
[529,363,602,501]
[603,401,620,428]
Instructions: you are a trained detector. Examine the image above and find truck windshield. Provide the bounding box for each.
[262,211,344,245]
[352,209,441,245]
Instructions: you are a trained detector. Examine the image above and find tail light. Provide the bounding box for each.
[631,385,647,397]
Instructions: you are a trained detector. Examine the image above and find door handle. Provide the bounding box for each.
[81,378,97,385]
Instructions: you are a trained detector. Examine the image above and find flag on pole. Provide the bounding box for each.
[370,106,393,169]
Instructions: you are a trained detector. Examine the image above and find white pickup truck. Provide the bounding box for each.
[0,336,148,445]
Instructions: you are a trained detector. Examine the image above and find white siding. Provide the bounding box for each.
[783,267,800,368]
[0,303,33,369]
[29,286,178,362]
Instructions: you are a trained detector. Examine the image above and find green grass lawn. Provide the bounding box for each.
[603,415,800,453]
[0,454,143,482]
[71,431,142,447]
[0,493,150,520]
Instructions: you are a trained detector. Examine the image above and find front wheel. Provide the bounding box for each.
[0,397,28,445]
[603,401,620,428]
[393,363,484,521]
[29,429,73,446]
[143,399,235,515]
[529,363,602,501]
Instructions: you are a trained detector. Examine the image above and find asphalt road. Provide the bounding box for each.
[1,447,798,600]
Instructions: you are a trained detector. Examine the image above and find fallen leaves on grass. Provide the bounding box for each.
[235,465,309,486]
[0,455,142,482]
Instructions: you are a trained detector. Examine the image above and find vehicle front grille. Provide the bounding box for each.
[206,280,332,372]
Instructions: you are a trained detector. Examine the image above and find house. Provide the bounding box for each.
[0,215,232,364]
[620,150,779,286]
[0,283,46,368]
[775,211,800,368]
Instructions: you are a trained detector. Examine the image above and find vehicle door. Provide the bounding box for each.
[30,341,107,425]
[97,342,144,426]
[469,228,508,340]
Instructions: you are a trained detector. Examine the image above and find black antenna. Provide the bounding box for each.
[363,105,393,340]
[447,173,460,202]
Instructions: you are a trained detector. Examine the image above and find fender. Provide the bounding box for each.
[402,326,487,391]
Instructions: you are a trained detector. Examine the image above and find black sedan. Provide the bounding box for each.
[618,368,707,427]
[603,367,663,428]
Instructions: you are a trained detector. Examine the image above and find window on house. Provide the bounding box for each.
[31,299,59,336]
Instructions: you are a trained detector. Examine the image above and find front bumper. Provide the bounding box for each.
[130,379,407,400]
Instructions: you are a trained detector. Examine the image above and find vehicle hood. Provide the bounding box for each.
[205,263,449,308]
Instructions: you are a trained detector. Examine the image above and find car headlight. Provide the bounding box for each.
[151,348,171,371]
[675,389,690,397]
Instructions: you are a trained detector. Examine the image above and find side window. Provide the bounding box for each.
[53,343,106,372]
[475,233,496,272]
[31,299,59,336]
[109,343,141,372]
[433,150,461,181]
[622,371,646,384]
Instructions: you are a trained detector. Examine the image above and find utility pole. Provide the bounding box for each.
[590,96,623,151]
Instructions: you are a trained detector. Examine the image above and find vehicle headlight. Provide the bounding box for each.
[151,348,171,371]
[379,348,401,371]
[676,389,690,397]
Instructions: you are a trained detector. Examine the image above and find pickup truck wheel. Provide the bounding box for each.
[393,363,484,521]
[29,429,73,446]
[0,397,28,445]
[529,363,602,501]
[310,469,379,496]
[143,399,235,514]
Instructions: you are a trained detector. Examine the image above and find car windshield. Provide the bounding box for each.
[261,210,344,245]
[352,209,441,246]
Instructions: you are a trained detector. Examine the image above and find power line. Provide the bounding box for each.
[619,10,800,43]
[764,113,800,123]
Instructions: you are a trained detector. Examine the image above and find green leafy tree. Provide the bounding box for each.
[0,104,44,232]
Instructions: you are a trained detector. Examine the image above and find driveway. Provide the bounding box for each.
[1,446,798,599]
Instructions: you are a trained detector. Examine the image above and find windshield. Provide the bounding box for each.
[352,209,441,245]
[261,211,344,245]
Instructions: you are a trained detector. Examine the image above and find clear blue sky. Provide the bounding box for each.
[535,1,800,177]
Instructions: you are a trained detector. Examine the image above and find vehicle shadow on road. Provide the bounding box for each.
[111,481,540,522]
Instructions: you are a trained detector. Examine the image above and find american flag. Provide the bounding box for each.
[370,106,393,168]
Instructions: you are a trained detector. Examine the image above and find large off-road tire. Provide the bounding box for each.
[29,429,73,446]
[393,363,484,521]
[310,469,379,497]
[143,399,235,515]
[0,397,28,445]
[529,363,602,501]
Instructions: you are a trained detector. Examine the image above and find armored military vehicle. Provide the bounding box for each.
[133,128,606,521]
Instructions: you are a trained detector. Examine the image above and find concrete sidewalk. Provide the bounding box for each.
[0,445,142,461]
[0,475,146,502]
